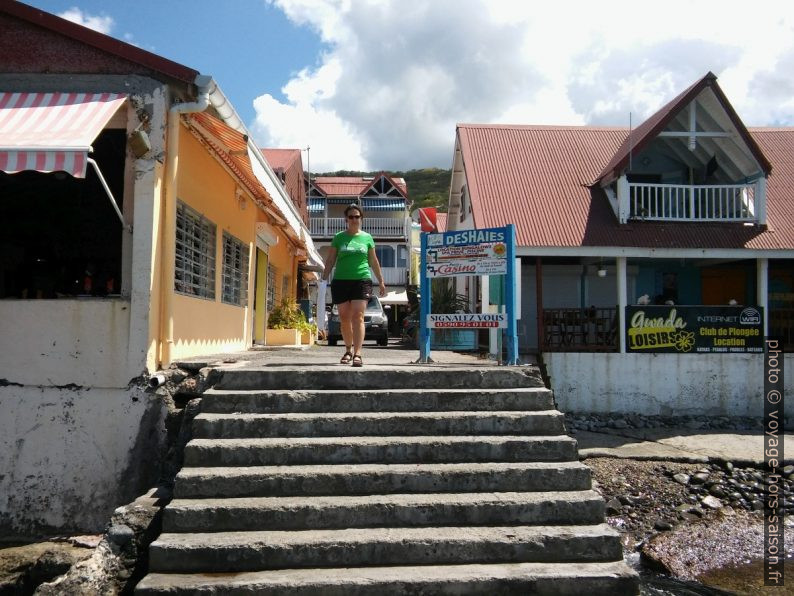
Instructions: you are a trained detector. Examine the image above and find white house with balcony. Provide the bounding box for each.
[446,72,793,418]
[309,173,411,312]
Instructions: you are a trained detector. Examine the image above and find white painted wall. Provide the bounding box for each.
[0,299,134,387]
[0,385,168,537]
[546,352,794,417]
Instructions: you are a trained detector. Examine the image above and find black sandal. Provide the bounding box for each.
[340,351,353,364]
[351,354,363,367]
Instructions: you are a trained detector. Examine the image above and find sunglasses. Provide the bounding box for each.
[347,215,361,219]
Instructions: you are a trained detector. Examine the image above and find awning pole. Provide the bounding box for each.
[88,158,131,232]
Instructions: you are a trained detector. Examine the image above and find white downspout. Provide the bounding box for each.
[158,74,213,367]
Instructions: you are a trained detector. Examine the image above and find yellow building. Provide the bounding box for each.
[0,2,322,537]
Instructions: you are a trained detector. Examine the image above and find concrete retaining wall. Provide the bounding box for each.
[0,385,168,537]
[0,299,135,388]
[546,352,794,417]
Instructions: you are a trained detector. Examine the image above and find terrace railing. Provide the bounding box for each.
[542,307,618,352]
[310,217,408,238]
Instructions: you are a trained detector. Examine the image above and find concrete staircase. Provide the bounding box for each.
[136,366,638,595]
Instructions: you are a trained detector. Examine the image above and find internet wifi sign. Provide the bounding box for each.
[419,225,518,364]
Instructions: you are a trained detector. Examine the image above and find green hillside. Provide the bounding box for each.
[314,168,451,212]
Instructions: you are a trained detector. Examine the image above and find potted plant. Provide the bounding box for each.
[266,297,316,346]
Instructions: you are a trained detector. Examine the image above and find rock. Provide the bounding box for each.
[783,464,794,476]
[0,542,93,595]
[689,507,704,517]
[673,473,690,485]
[175,375,209,397]
[675,504,691,513]
[725,462,734,474]
[612,419,629,429]
[605,497,622,515]
[690,472,710,485]
[654,519,674,531]
[709,486,727,498]
[107,524,134,547]
[680,512,701,523]
[752,500,765,511]
[701,495,722,509]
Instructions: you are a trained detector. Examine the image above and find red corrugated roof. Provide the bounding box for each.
[1,1,198,84]
[261,148,301,172]
[458,123,794,251]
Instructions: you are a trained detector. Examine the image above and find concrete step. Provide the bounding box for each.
[183,435,579,467]
[192,410,566,439]
[212,367,544,391]
[200,387,555,414]
[136,560,640,595]
[148,524,623,573]
[163,491,606,532]
[174,461,593,498]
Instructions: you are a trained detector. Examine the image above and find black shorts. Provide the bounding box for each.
[331,279,372,304]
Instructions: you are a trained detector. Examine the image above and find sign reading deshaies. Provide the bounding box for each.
[419,225,518,364]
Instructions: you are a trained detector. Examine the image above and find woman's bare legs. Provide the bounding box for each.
[337,301,354,354]
[348,299,367,357]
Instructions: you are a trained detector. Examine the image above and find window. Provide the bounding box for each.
[267,264,276,312]
[375,245,395,268]
[221,232,249,306]
[175,201,216,299]
[396,245,407,268]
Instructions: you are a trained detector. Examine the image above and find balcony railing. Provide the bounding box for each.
[310,217,408,238]
[380,267,406,285]
[628,183,756,222]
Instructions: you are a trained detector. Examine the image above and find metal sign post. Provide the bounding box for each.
[419,224,519,365]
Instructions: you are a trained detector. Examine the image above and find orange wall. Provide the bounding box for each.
[169,125,257,360]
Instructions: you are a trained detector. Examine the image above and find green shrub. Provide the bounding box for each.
[267,297,316,332]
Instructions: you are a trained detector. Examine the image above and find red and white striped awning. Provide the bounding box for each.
[0,92,127,178]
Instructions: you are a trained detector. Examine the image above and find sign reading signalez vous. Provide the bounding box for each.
[625,305,764,353]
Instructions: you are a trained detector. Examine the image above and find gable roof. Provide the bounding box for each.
[313,173,408,197]
[1,1,198,84]
[595,72,771,185]
[457,123,794,251]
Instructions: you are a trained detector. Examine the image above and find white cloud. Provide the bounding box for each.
[255,0,794,170]
[57,7,114,34]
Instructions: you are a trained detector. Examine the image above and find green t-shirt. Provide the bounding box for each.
[332,231,374,280]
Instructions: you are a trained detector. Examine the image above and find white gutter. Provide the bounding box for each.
[159,74,213,367]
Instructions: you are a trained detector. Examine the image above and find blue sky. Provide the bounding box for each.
[26,0,324,124]
[22,1,794,172]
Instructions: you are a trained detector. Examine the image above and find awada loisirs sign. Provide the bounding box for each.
[625,305,764,353]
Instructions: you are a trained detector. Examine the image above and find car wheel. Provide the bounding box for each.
[328,337,338,346]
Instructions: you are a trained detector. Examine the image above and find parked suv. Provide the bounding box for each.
[327,295,390,346]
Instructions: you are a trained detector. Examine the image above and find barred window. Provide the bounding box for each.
[282,274,290,301]
[267,264,276,312]
[221,232,249,306]
[175,201,216,299]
